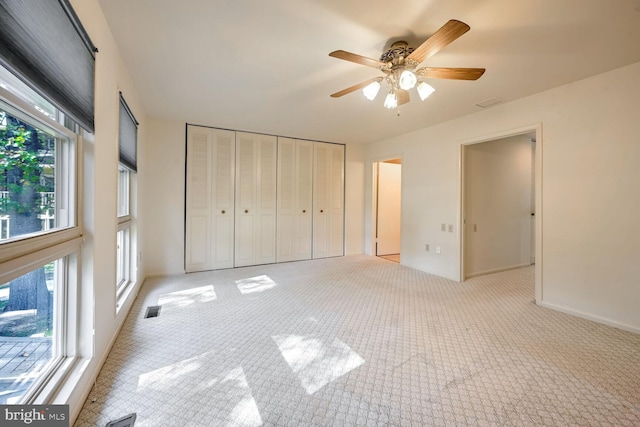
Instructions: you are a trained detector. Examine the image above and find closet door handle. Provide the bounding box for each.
[302,209,306,213]
[320,209,324,213]
[221,210,225,214]
[245,209,249,213]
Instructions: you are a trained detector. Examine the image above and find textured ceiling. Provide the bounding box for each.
[97,0,640,144]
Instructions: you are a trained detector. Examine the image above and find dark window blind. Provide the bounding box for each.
[119,93,138,172]
[0,0,97,132]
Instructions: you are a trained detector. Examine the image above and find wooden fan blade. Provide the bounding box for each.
[416,67,485,80]
[407,20,470,64]
[329,50,385,69]
[330,77,380,98]
[397,89,410,105]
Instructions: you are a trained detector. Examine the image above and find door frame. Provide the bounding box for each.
[371,156,403,258]
[459,123,543,303]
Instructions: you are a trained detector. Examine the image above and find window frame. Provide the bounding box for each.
[0,84,82,404]
[116,92,137,311]
[0,85,80,257]
[116,164,132,300]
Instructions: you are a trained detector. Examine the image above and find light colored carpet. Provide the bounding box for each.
[75,255,640,426]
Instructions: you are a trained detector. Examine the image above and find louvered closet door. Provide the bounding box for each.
[277,138,313,262]
[185,126,235,272]
[235,132,277,267]
[313,142,345,259]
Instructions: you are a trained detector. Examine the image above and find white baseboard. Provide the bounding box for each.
[465,263,531,279]
[539,301,640,335]
[68,276,144,424]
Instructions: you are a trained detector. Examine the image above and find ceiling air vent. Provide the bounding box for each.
[475,97,503,108]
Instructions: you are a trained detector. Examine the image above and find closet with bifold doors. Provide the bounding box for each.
[185,124,345,273]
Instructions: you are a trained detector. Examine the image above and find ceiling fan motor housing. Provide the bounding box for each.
[379,41,417,69]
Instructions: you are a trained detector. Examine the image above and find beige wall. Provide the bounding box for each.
[65,0,148,421]
[143,119,186,275]
[345,143,365,255]
[363,61,640,333]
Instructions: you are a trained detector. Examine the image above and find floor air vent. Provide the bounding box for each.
[144,305,161,318]
[106,412,136,427]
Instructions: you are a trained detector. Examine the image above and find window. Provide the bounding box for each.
[116,165,132,302]
[116,94,137,310]
[0,78,80,404]
[0,101,74,242]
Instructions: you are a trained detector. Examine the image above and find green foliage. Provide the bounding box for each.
[0,110,55,216]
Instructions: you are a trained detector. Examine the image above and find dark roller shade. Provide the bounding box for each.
[119,93,138,172]
[0,0,97,132]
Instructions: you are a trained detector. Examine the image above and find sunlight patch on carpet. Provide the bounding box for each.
[137,353,262,426]
[236,275,278,294]
[157,285,217,312]
[272,334,365,394]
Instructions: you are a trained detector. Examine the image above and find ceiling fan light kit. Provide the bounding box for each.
[417,81,436,101]
[329,19,485,110]
[362,78,382,100]
[398,69,418,90]
[384,91,398,109]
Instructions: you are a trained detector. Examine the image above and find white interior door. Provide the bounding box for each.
[376,161,401,256]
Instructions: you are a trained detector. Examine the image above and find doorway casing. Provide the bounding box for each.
[459,124,543,303]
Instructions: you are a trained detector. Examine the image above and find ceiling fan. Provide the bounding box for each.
[329,19,485,109]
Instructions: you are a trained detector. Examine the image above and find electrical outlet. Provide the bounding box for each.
[425,244,430,251]
[441,223,446,231]
[436,246,441,254]
[448,224,453,233]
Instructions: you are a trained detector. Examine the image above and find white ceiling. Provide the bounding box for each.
[97,0,640,144]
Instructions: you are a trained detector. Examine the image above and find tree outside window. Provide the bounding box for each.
[0,109,56,336]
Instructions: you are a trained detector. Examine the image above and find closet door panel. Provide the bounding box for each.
[235,133,257,267]
[277,138,313,262]
[185,126,235,272]
[235,132,277,267]
[187,216,209,267]
[313,143,329,258]
[329,145,345,257]
[295,140,314,260]
[277,138,296,261]
[185,127,212,271]
[313,142,345,259]
[211,130,236,268]
[256,136,277,264]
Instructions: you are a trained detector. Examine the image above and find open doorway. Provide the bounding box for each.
[374,159,402,263]
[460,126,542,302]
